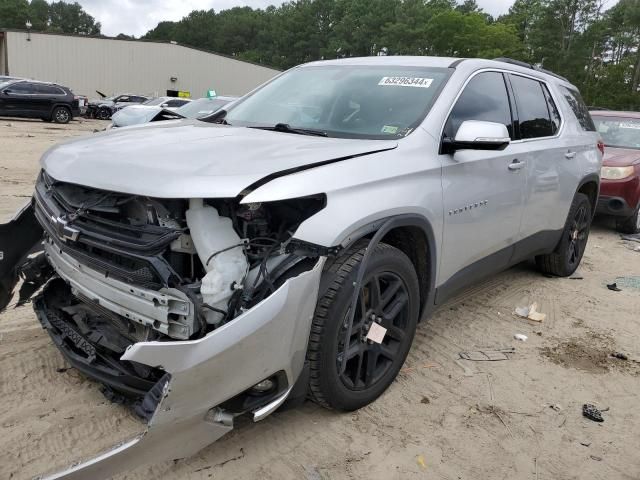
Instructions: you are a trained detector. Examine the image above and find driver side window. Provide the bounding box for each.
[445,72,514,139]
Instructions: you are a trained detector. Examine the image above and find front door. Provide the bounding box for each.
[437,71,525,298]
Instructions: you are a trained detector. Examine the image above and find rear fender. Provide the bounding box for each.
[0,201,44,311]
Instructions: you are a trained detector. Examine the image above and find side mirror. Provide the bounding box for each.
[442,120,510,153]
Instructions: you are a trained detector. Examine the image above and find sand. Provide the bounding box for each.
[1,118,639,480]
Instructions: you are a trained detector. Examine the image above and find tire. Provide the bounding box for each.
[615,206,640,234]
[52,106,71,124]
[307,241,420,411]
[96,107,111,120]
[536,193,592,276]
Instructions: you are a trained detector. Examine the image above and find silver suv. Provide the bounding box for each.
[0,56,602,478]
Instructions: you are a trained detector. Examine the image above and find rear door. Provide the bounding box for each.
[507,74,567,253]
[438,71,525,293]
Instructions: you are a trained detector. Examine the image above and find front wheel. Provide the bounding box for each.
[307,241,420,411]
[536,193,592,276]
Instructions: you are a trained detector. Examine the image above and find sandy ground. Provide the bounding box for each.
[1,118,639,480]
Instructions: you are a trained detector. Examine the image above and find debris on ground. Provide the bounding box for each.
[549,403,562,412]
[514,334,528,342]
[459,348,515,361]
[606,283,621,292]
[614,276,640,290]
[582,404,604,422]
[620,233,640,243]
[590,455,603,462]
[514,302,546,322]
[580,442,591,447]
[421,396,431,404]
[416,455,427,470]
[611,352,628,361]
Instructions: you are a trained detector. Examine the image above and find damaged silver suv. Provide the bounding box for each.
[0,57,602,479]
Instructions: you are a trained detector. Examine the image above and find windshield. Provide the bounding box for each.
[593,116,640,149]
[179,98,231,118]
[224,65,450,139]
[143,97,168,106]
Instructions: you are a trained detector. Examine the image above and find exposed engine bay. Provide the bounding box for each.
[17,170,327,401]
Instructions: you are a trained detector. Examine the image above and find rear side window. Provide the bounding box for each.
[509,74,555,139]
[542,84,561,135]
[35,84,65,95]
[561,87,596,131]
[445,72,514,139]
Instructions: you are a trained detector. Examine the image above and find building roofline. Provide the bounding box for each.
[0,28,282,72]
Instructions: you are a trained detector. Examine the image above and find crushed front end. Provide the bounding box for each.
[1,171,328,479]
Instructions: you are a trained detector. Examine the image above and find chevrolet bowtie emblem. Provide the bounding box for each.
[50,215,80,242]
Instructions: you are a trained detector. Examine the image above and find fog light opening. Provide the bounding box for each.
[249,378,275,395]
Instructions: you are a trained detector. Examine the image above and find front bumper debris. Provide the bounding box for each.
[36,257,325,480]
[0,201,43,311]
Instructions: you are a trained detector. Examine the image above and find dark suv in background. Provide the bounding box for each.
[0,79,81,124]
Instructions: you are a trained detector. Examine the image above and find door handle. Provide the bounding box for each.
[508,159,525,171]
[565,151,576,159]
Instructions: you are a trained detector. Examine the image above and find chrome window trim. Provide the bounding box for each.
[438,67,566,146]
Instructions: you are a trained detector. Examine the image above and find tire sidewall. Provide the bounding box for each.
[557,193,592,275]
[315,245,420,411]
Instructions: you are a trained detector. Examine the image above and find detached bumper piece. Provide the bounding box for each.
[0,201,43,312]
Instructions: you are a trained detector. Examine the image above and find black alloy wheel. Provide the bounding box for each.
[307,241,419,411]
[336,271,410,391]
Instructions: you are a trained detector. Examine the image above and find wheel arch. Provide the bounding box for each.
[340,214,437,318]
[575,173,600,218]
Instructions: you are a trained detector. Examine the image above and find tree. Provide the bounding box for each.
[47,1,100,35]
[0,0,30,29]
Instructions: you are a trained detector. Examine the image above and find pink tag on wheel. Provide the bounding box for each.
[366,323,387,344]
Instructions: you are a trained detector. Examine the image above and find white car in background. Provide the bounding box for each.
[111,96,236,127]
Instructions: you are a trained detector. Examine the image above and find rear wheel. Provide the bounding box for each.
[616,206,640,234]
[52,106,71,124]
[307,241,419,411]
[536,193,592,276]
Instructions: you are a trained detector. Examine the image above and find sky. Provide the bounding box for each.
[71,0,516,37]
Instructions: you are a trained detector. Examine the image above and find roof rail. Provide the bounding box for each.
[493,57,570,83]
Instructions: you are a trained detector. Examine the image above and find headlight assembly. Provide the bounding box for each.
[601,166,634,180]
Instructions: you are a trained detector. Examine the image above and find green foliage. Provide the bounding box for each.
[0,0,100,35]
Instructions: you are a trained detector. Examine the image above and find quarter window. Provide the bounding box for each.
[509,75,554,139]
[445,72,513,139]
[561,87,596,131]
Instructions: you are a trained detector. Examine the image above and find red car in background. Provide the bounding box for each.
[591,110,640,233]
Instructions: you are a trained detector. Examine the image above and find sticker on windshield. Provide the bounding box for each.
[619,122,640,129]
[378,77,433,88]
[381,125,399,134]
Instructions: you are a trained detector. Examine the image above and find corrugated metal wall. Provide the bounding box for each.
[5,31,280,98]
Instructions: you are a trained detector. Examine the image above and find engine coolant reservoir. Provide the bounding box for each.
[186,198,248,325]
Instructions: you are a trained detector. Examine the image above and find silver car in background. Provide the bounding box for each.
[111,96,236,127]
[0,56,602,479]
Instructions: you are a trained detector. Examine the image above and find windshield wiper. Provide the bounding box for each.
[249,123,328,137]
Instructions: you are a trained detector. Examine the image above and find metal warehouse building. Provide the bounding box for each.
[0,30,280,98]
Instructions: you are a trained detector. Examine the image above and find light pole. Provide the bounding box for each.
[26,20,32,41]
